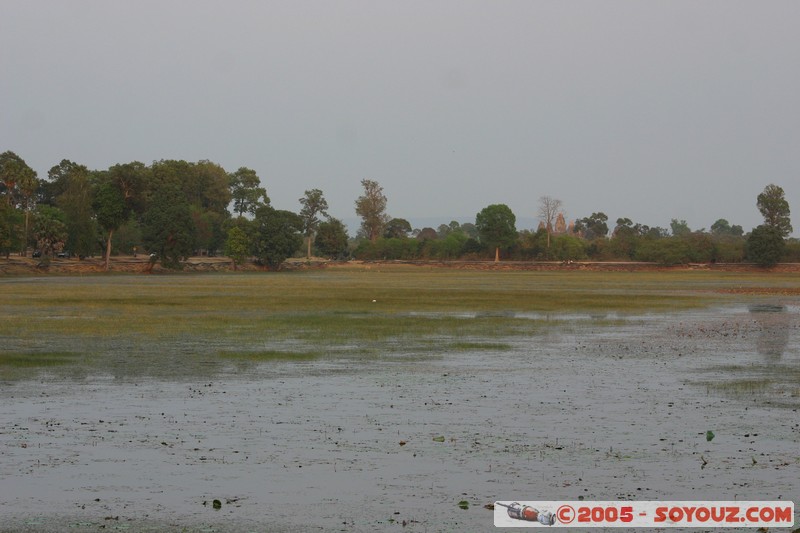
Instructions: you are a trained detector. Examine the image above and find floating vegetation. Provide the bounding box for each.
[217,350,323,361]
[448,341,513,351]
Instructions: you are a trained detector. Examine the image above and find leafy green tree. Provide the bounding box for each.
[757,184,792,238]
[783,239,800,262]
[710,219,744,237]
[575,212,608,240]
[416,227,438,241]
[354,237,419,260]
[459,222,479,239]
[747,225,785,267]
[113,220,143,255]
[0,152,20,202]
[315,218,350,259]
[190,206,215,255]
[41,159,80,206]
[224,225,251,270]
[640,225,669,239]
[252,206,303,269]
[550,235,587,261]
[107,161,150,215]
[93,161,151,267]
[635,237,690,265]
[609,218,639,259]
[229,167,268,216]
[149,159,191,195]
[635,233,715,265]
[436,221,463,238]
[518,228,548,260]
[476,204,517,262]
[384,217,412,239]
[32,205,68,257]
[670,219,691,237]
[53,161,96,258]
[0,200,22,257]
[0,151,39,254]
[613,217,635,237]
[93,179,129,270]
[141,183,195,269]
[149,159,231,255]
[710,218,731,235]
[299,189,329,259]
[425,232,467,259]
[355,179,389,242]
[191,160,232,214]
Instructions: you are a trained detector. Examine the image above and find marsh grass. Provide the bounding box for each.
[0,268,794,378]
[0,351,78,367]
[448,341,514,351]
[707,378,773,394]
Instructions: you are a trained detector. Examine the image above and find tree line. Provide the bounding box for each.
[0,150,795,269]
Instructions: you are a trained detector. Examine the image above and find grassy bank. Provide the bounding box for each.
[1,268,797,379]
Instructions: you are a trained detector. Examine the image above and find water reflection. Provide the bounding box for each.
[748,304,790,361]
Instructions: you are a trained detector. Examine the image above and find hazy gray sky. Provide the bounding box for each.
[2,1,798,234]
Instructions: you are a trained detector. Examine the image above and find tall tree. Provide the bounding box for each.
[93,178,129,270]
[53,161,95,258]
[757,184,792,238]
[108,161,150,215]
[96,161,151,267]
[298,189,329,259]
[192,161,233,253]
[229,167,268,217]
[141,183,195,269]
[538,195,563,249]
[0,151,39,254]
[0,200,22,257]
[475,204,517,262]
[190,160,232,214]
[355,179,389,243]
[41,159,81,206]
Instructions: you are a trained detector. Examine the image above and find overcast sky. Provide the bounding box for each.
[2,1,798,234]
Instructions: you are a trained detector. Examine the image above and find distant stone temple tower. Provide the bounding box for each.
[555,212,567,234]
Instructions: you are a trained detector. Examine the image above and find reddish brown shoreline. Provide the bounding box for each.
[3,256,800,275]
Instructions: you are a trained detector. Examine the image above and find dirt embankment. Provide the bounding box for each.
[2,255,800,275]
[0,256,243,275]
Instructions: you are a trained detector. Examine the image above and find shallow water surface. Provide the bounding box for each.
[1,305,798,532]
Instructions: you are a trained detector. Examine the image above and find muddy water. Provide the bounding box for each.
[1,306,798,532]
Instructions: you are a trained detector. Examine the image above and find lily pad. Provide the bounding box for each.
[458,500,470,510]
